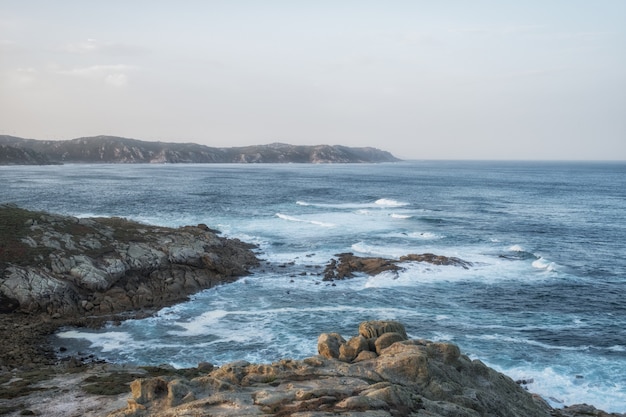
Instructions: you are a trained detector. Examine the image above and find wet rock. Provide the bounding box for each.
[323,252,472,281]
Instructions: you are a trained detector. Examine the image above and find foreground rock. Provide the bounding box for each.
[0,204,259,367]
[323,252,472,281]
[102,320,623,417]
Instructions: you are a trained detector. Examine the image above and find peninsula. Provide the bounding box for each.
[0,136,400,165]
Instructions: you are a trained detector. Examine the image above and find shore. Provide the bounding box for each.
[1,206,624,416]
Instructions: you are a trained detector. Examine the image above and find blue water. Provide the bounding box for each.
[1,161,625,412]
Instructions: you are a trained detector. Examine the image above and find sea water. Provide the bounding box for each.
[1,161,625,412]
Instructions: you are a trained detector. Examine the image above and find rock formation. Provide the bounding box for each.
[105,320,557,417]
[0,204,259,367]
[0,204,259,318]
[323,252,472,281]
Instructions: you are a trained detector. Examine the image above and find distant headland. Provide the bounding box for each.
[0,135,400,165]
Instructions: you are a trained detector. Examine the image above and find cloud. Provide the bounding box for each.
[449,24,546,37]
[63,39,148,56]
[57,64,138,87]
[3,67,37,86]
[104,73,128,87]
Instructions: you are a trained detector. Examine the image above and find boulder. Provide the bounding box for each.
[359,320,408,339]
[374,332,407,354]
[317,332,346,359]
[108,321,557,417]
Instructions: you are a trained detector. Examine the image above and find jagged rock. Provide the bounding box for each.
[324,252,472,281]
[400,253,473,269]
[0,206,259,321]
[107,321,558,417]
[131,377,168,404]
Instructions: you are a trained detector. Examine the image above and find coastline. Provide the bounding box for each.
[1,206,624,416]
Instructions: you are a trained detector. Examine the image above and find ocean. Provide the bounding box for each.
[1,161,625,412]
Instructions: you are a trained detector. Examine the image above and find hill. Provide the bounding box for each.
[0,135,400,164]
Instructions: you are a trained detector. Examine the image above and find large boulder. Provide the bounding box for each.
[107,321,556,417]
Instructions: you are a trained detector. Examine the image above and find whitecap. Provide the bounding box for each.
[56,330,133,352]
[532,257,557,271]
[509,244,525,252]
[390,213,412,219]
[375,198,409,207]
[275,213,335,227]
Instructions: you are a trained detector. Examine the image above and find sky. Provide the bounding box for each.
[1,1,625,160]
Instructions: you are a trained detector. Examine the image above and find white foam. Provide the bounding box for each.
[496,365,626,413]
[375,198,409,207]
[532,257,557,271]
[275,213,335,227]
[408,231,443,239]
[390,213,412,219]
[467,334,588,352]
[56,330,133,352]
[509,244,525,252]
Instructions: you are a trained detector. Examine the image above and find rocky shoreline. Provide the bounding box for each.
[0,206,623,416]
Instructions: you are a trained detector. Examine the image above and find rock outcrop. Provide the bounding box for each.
[0,204,260,367]
[107,320,555,417]
[323,252,472,281]
[0,205,259,318]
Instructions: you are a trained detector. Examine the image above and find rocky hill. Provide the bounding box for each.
[0,135,400,164]
[0,144,57,165]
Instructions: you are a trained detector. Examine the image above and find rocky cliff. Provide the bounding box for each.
[0,136,400,164]
[0,144,57,165]
[0,204,259,367]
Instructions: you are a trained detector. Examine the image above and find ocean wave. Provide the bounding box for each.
[532,257,557,272]
[467,334,589,352]
[375,198,409,207]
[492,364,626,413]
[295,198,409,210]
[390,213,413,219]
[56,329,134,352]
[275,213,335,227]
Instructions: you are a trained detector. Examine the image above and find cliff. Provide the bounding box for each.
[0,135,400,164]
[0,144,58,165]
[0,204,259,367]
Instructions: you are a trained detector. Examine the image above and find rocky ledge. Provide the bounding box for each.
[0,204,259,367]
[100,320,619,417]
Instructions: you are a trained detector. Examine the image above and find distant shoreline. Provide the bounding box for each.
[0,135,401,165]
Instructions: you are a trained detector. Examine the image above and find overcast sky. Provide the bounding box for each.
[1,1,624,160]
